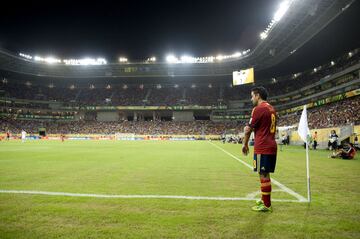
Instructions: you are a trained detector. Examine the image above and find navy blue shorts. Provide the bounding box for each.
[253,154,277,173]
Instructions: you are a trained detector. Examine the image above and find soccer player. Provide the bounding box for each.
[21,130,27,143]
[242,86,277,212]
[6,131,10,140]
[330,142,356,159]
[60,134,65,142]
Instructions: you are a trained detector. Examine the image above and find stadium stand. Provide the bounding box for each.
[0,49,359,138]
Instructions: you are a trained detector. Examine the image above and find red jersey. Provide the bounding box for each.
[346,147,356,159]
[249,101,277,155]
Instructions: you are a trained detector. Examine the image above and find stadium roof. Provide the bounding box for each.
[0,0,358,78]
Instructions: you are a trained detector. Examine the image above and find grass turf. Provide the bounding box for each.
[0,140,359,238]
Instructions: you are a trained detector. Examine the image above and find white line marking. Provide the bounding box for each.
[246,189,284,199]
[208,141,308,202]
[0,189,305,202]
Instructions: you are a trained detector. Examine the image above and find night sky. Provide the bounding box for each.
[0,0,359,76]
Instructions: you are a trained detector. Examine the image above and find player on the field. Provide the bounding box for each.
[61,134,65,142]
[6,131,10,140]
[21,130,27,143]
[242,86,277,212]
[331,142,356,159]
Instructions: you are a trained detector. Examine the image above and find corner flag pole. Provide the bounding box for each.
[298,105,311,203]
[305,137,311,202]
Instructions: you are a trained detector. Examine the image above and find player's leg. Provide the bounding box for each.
[252,154,275,212]
[258,172,272,205]
[252,172,272,212]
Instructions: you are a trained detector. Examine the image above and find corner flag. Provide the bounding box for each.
[298,105,310,143]
[298,105,311,202]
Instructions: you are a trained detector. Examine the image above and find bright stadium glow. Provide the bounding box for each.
[293,73,299,78]
[34,56,61,64]
[260,32,268,40]
[19,53,32,60]
[17,48,251,65]
[180,55,196,63]
[45,57,61,64]
[216,55,224,61]
[260,1,291,40]
[146,57,156,62]
[118,57,128,63]
[19,52,107,65]
[166,54,179,63]
[166,50,249,64]
[63,58,107,65]
[274,1,290,22]
[233,52,242,57]
[331,61,335,66]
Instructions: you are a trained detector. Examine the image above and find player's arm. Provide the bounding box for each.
[242,125,253,155]
[342,147,351,154]
[242,107,260,155]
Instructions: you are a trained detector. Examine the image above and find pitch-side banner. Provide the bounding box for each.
[232,68,254,86]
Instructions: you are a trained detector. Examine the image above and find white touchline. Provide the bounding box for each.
[208,141,308,202]
[0,190,304,202]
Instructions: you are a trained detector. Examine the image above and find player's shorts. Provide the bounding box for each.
[340,152,353,160]
[253,154,277,173]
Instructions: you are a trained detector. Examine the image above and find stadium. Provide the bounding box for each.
[0,0,359,238]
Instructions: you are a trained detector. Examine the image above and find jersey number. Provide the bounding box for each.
[270,113,276,133]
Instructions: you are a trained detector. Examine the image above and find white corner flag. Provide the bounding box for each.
[298,105,310,142]
[298,105,311,202]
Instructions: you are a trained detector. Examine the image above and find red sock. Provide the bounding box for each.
[260,177,272,207]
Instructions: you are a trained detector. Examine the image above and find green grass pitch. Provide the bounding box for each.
[0,140,359,238]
